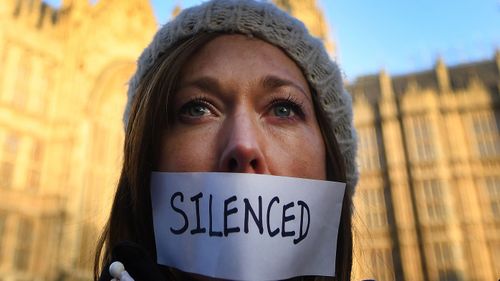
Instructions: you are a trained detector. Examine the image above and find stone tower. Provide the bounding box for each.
[273,0,336,56]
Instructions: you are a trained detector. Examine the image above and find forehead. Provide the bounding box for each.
[179,34,310,90]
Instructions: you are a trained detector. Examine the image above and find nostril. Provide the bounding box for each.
[228,158,238,171]
[250,159,258,170]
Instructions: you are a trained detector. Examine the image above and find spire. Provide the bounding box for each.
[172,5,182,18]
[435,57,450,93]
[272,0,336,56]
[495,49,500,74]
[379,69,394,98]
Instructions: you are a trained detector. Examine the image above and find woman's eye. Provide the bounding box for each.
[273,103,295,117]
[180,101,212,117]
[270,99,306,119]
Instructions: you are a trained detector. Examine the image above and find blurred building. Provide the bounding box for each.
[0,0,498,281]
[273,0,336,56]
[0,0,156,280]
[0,0,335,280]
[349,54,500,280]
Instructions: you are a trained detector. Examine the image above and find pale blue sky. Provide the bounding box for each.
[46,0,500,80]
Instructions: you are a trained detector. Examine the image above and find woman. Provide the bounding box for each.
[95,0,358,280]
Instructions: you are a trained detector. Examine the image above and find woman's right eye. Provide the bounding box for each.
[179,100,214,118]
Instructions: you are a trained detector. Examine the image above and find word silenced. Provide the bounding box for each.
[169,192,310,244]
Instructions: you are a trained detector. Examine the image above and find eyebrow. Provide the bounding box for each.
[178,77,223,95]
[179,75,311,101]
[261,75,311,101]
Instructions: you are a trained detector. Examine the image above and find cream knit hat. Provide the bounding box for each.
[125,0,358,192]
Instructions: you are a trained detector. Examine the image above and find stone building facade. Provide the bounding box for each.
[349,54,500,281]
[0,0,335,280]
[1,0,498,280]
[0,0,156,280]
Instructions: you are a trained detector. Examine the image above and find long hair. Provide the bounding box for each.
[94,32,353,281]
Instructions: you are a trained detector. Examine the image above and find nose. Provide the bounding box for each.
[218,112,270,174]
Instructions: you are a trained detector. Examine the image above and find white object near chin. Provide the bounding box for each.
[109,261,124,278]
[150,172,346,281]
[109,261,135,281]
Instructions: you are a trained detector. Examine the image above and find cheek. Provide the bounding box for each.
[267,127,327,180]
[157,130,219,172]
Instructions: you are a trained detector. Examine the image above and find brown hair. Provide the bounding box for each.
[94,32,352,281]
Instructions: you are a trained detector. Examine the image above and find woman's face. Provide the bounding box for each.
[158,34,326,180]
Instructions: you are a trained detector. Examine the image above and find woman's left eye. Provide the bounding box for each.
[269,99,304,119]
[273,103,295,117]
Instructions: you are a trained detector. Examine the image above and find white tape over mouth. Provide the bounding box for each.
[151,172,345,281]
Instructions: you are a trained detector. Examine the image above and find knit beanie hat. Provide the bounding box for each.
[125,0,358,193]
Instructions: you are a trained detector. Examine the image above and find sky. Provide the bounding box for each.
[46,0,500,81]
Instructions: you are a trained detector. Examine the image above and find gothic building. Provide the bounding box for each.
[349,54,500,280]
[0,0,156,279]
[0,0,498,280]
[0,0,335,280]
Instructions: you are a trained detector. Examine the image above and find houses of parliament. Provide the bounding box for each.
[0,0,498,280]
